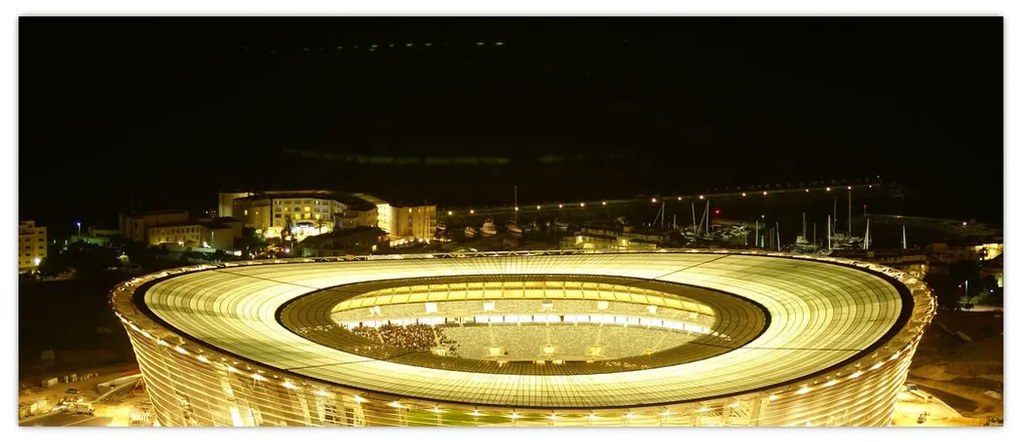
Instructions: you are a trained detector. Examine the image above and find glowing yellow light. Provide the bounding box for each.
[558,204,563,208]
[252,373,266,381]
[129,323,140,332]
[767,394,779,401]
[660,410,674,417]
[871,361,884,370]
[763,191,768,196]
[651,198,657,203]
[156,339,169,347]
[805,189,810,192]
[624,412,635,420]
[677,197,682,201]
[588,413,598,419]
[741,193,746,197]
[388,401,402,408]
[225,365,240,373]
[431,406,443,414]
[536,206,541,210]
[353,395,367,403]
[314,389,328,397]
[847,186,852,190]
[823,379,838,387]
[469,209,475,214]
[509,412,519,420]
[796,386,811,395]
[447,211,452,216]
[197,355,210,363]
[729,402,741,408]
[471,410,482,417]
[174,346,188,355]
[848,371,863,379]
[890,352,900,360]
[826,187,831,191]
[580,202,585,207]
[514,207,519,211]
[281,380,297,389]
[602,201,606,206]
[548,414,559,420]
[140,331,151,339]
[697,406,710,413]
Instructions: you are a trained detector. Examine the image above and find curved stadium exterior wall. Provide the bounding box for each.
[110,249,935,427]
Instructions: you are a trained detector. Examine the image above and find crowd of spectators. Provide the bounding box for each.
[348,323,458,355]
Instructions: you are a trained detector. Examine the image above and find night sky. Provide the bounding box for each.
[19,17,1003,232]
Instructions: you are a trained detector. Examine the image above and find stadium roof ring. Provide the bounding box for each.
[111,249,936,427]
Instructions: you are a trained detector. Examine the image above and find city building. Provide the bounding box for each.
[830,249,931,280]
[147,222,235,250]
[218,191,254,218]
[18,220,47,273]
[561,225,666,251]
[335,196,379,230]
[352,193,391,233]
[119,210,190,243]
[389,203,437,244]
[233,191,348,241]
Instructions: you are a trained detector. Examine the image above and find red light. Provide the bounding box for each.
[714,209,721,215]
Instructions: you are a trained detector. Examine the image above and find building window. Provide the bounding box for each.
[304,207,311,212]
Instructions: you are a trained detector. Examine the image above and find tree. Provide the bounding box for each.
[39,350,55,379]
[924,272,960,311]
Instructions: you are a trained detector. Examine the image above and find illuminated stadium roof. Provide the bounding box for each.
[134,251,916,409]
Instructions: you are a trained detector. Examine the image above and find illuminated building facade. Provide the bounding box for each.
[217,191,254,218]
[562,225,665,251]
[18,220,47,273]
[112,250,934,427]
[234,192,347,240]
[120,210,190,243]
[389,204,437,244]
[148,223,235,250]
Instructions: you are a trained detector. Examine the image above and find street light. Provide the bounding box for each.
[75,221,81,237]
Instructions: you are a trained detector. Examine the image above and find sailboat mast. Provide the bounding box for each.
[691,203,697,234]
[704,200,710,233]
[847,187,852,237]
[864,218,871,250]
[902,225,907,250]
[775,222,781,250]
[827,215,832,250]
[833,196,838,234]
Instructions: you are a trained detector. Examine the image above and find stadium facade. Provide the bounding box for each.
[110,250,935,427]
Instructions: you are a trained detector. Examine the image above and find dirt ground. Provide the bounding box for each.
[908,310,1003,422]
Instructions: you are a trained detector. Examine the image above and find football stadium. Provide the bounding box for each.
[109,250,935,427]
